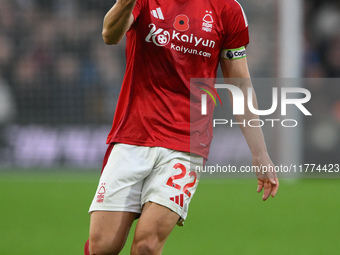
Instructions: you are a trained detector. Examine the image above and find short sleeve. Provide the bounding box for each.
[221,0,249,50]
[132,0,145,22]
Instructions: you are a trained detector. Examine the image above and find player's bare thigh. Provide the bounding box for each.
[90,211,138,255]
[131,202,180,255]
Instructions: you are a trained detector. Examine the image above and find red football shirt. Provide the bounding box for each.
[106,0,249,159]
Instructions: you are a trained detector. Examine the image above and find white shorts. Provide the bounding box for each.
[89,143,203,225]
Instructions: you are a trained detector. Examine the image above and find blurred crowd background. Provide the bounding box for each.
[304,0,340,78]
[0,0,124,125]
[0,0,339,168]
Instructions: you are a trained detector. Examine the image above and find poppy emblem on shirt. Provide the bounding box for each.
[173,15,189,32]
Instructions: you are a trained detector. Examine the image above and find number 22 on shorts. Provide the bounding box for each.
[166,163,197,198]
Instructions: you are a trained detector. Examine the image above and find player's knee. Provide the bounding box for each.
[131,238,159,255]
[89,235,121,255]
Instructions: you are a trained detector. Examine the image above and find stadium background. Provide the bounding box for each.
[0,0,339,254]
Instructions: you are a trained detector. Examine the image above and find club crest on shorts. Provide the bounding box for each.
[96,183,106,203]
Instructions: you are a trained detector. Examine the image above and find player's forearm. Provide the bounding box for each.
[220,58,269,157]
[233,82,268,157]
[102,0,136,45]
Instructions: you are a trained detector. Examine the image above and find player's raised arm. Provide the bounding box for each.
[102,0,137,45]
[220,57,279,201]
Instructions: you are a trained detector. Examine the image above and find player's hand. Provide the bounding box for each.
[252,153,279,201]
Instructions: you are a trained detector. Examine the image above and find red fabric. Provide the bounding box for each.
[84,239,90,255]
[107,0,249,159]
[101,143,115,175]
[222,0,249,49]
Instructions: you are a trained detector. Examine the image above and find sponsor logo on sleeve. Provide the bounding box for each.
[222,46,246,60]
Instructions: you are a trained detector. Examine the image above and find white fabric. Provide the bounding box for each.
[89,143,203,224]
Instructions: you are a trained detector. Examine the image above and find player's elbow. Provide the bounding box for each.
[102,29,119,45]
[103,38,118,45]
